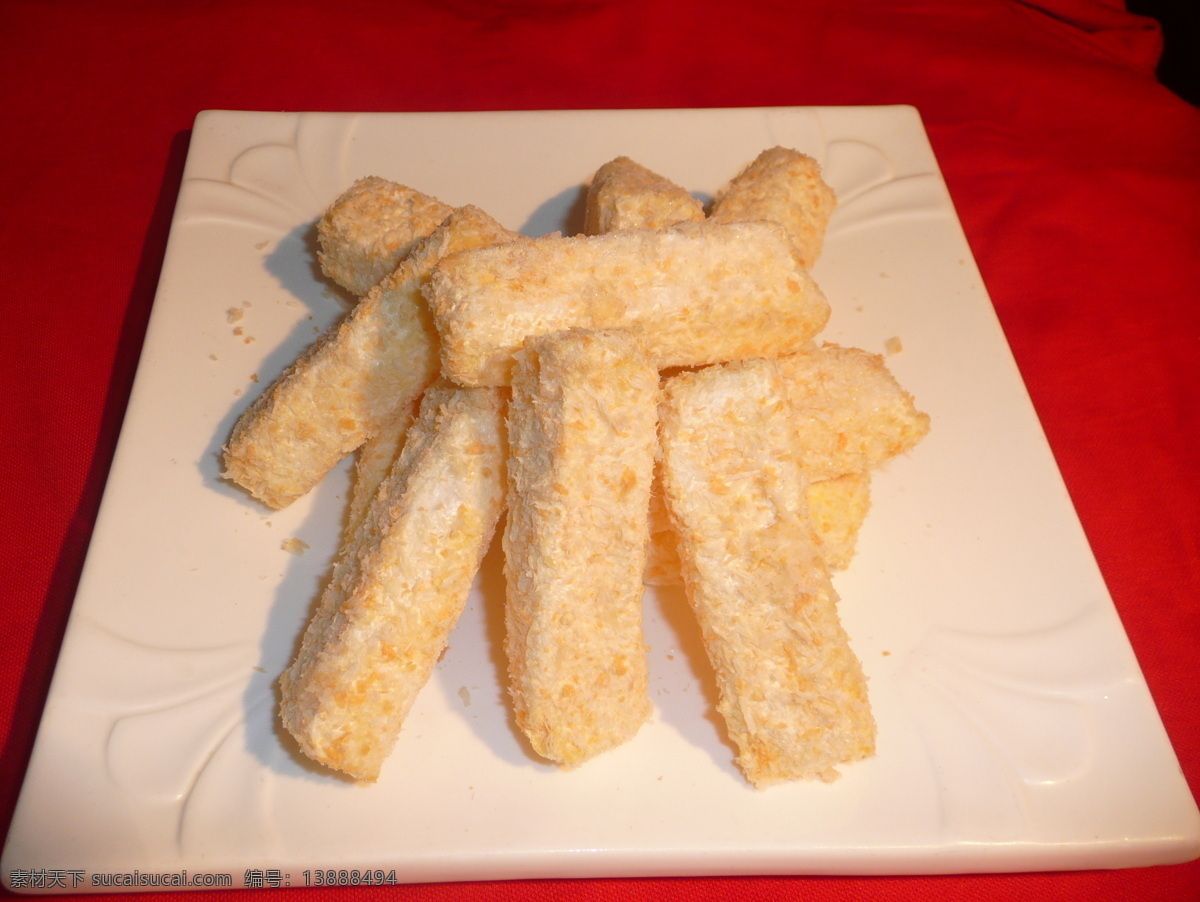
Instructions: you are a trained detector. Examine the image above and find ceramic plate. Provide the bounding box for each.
[4,107,1197,892]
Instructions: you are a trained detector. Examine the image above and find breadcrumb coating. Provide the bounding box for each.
[778,343,930,480]
[257,149,926,786]
[427,220,829,386]
[345,401,417,535]
[644,471,872,586]
[709,146,837,271]
[583,156,705,235]
[504,329,659,766]
[659,358,875,786]
[223,205,517,509]
[279,383,507,782]
[316,176,455,296]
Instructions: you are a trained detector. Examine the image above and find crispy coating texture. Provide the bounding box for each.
[583,156,705,235]
[644,471,871,586]
[426,220,829,386]
[279,383,507,782]
[659,358,875,786]
[778,343,930,480]
[647,342,924,585]
[345,401,417,536]
[316,177,455,296]
[223,205,517,509]
[709,146,837,271]
[579,154,700,589]
[504,329,658,766]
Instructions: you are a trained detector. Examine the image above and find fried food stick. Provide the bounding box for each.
[583,156,705,235]
[709,146,837,271]
[223,205,518,509]
[316,176,455,296]
[645,342,926,584]
[659,358,875,786]
[279,382,507,782]
[504,329,659,766]
[426,219,829,386]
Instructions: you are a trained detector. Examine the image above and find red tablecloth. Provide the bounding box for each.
[2,0,1197,899]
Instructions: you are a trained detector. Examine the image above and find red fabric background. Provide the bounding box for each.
[1,0,1197,899]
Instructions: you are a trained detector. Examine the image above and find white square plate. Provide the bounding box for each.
[4,107,1198,892]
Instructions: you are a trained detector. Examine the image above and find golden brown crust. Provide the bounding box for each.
[709,146,837,271]
[278,383,507,782]
[503,329,659,766]
[647,340,924,585]
[583,156,705,235]
[645,471,872,585]
[777,343,930,480]
[658,358,875,786]
[427,220,829,386]
[316,177,455,296]
[577,156,704,591]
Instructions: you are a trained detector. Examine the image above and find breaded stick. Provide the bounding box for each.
[779,343,929,480]
[645,342,925,585]
[583,156,705,235]
[279,382,507,782]
[316,177,455,296]
[644,471,872,586]
[659,358,875,786]
[224,205,517,509]
[709,146,837,271]
[504,329,658,766]
[427,220,829,386]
